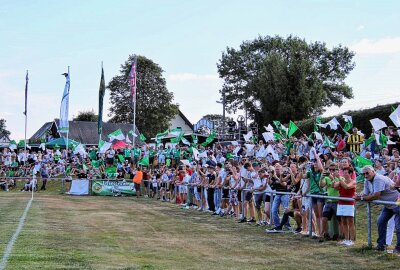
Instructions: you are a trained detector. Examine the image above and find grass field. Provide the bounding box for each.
[0,183,399,270]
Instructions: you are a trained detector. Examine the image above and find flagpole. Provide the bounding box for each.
[99,61,103,143]
[66,66,70,155]
[24,70,28,162]
[132,55,137,150]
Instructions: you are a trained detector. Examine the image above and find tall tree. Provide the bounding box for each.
[217,35,355,125]
[108,55,178,138]
[73,109,98,122]
[0,119,11,138]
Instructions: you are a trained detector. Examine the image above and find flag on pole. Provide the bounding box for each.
[313,132,323,141]
[370,118,387,131]
[314,116,321,132]
[9,140,17,151]
[126,134,132,143]
[128,130,138,137]
[139,134,146,141]
[389,105,400,127]
[243,130,253,142]
[24,70,28,116]
[379,131,388,147]
[191,134,198,145]
[138,156,150,166]
[98,66,105,135]
[201,130,216,147]
[156,129,169,143]
[264,124,274,132]
[108,129,125,141]
[262,132,274,142]
[342,115,353,132]
[323,136,336,148]
[170,127,182,136]
[318,117,340,130]
[98,139,112,154]
[287,121,298,137]
[364,135,375,147]
[59,68,70,133]
[129,56,137,103]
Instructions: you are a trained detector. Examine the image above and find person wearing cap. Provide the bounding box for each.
[354,165,400,253]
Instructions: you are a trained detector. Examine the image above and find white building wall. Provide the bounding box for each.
[169,115,193,133]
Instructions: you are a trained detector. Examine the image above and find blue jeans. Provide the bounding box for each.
[214,188,221,210]
[377,206,400,249]
[272,194,290,226]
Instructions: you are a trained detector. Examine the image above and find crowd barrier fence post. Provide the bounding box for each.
[367,202,372,248]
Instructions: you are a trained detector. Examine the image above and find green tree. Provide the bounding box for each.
[108,55,179,138]
[217,35,355,125]
[0,119,11,139]
[73,109,98,122]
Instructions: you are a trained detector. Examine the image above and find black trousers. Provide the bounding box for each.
[207,188,215,211]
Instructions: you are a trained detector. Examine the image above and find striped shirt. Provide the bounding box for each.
[347,134,364,153]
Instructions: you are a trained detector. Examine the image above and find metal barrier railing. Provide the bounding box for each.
[2,176,399,248]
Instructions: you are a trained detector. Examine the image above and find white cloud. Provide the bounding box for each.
[167,73,219,82]
[351,37,400,54]
[356,25,365,31]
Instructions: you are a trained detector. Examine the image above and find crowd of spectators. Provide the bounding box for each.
[1,126,400,253]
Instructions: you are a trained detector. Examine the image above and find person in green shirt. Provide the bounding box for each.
[304,148,324,237]
[173,145,181,166]
[320,163,343,241]
[133,147,141,165]
[124,148,132,162]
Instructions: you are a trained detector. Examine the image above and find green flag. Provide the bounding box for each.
[314,116,322,132]
[108,129,125,141]
[273,133,282,140]
[138,156,149,166]
[287,121,298,137]
[201,130,216,147]
[139,134,146,141]
[364,135,375,147]
[171,132,184,143]
[105,166,118,178]
[379,131,388,147]
[91,160,100,168]
[118,155,125,163]
[156,129,169,143]
[98,66,105,135]
[170,127,182,136]
[343,121,353,132]
[323,136,336,148]
[352,155,373,170]
[191,134,198,145]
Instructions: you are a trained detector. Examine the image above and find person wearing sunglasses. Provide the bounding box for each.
[354,165,400,253]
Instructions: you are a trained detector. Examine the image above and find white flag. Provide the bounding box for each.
[243,130,253,142]
[233,146,241,155]
[126,134,132,143]
[262,132,274,142]
[192,147,200,160]
[313,132,323,141]
[181,137,191,146]
[99,140,112,154]
[39,143,46,151]
[245,144,255,152]
[342,115,352,123]
[389,105,400,127]
[198,151,208,159]
[264,124,274,132]
[370,118,387,131]
[318,117,340,130]
[59,68,70,133]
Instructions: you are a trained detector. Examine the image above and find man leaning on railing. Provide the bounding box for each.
[354,165,400,253]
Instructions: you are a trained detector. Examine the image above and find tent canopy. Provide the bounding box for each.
[46,137,80,148]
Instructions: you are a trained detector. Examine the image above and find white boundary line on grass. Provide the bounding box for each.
[0,189,34,270]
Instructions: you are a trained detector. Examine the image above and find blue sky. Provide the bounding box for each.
[1,0,399,139]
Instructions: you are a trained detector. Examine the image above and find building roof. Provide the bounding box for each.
[30,120,141,146]
[178,109,193,131]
